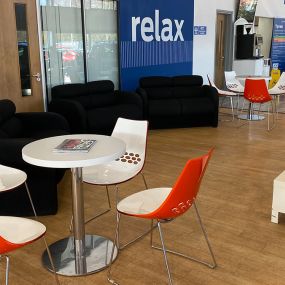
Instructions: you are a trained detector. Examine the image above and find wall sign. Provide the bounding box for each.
[119,0,194,91]
[194,26,207,35]
[271,18,285,73]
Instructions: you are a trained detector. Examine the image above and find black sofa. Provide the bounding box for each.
[0,99,69,216]
[49,80,143,135]
[137,75,219,129]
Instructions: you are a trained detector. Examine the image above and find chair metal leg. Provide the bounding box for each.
[268,100,277,131]
[230,97,234,121]
[157,221,173,285]
[193,201,217,268]
[118,174,156,250]
[151,202,217,269]
[25,182,60,285]
[107,212,121,285]
[84,185,111,223]
[141,172,148,189]
[1,255,10,285]
[69,185,112,232]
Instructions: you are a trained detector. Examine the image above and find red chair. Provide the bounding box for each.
[239,79,276,130]
[107,149,217,285]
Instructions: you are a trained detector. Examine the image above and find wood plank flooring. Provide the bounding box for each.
[2,112,285,285]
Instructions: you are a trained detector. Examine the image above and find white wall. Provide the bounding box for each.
[193,0,238,83]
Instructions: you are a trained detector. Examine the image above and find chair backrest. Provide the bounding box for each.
[145,148,214,220]
[207,74,218,89]
[0,165,27,192]
[244,79,272,103]
[224,71,236,82]
[224,71,244,93]
[111,117,148,169]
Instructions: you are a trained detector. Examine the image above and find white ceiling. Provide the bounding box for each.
[256,0,285,18]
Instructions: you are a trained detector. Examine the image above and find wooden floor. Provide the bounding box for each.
[3,111,285,285]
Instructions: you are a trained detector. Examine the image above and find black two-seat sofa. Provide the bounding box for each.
[137,75,219,129]
[0,99,69,216]
[49,80,143,135]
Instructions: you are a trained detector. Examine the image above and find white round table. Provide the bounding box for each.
[22,134,126,276]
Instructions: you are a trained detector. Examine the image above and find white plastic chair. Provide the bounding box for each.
[225,71,245,115]
[207,75,238,121]
[224,71,245,93]
[0,165,60,284]
[81,117,149,248]
[268,72,285,119]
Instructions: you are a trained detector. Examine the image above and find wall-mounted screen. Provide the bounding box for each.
[236,0,258,23]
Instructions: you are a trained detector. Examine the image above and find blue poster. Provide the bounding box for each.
[119,0,194,91]
[271,18,285,72]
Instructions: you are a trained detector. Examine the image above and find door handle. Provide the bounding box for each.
[31,73,41,82]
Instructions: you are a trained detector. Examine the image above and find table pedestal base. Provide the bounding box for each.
[238,114,265,121]
[42,234,117,276]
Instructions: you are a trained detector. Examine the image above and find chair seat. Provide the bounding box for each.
[218,90,238,97]
[83,152,144,185]
[117,187,172,215]
[268,90,285,95]
[0,216,46,247]
[0,165,27,192]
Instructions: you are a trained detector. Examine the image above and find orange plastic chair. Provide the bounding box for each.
[107,148,217,285]
[0,165,60,285]
[241,79,275,130]
[0,217,46,284]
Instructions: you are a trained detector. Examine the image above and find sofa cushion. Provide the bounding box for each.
[0,118,23,138]
[52,80,116,109]
[86,103,142,134]
[52,83,87,99]
[149,99,181,117]
[144,87,172,100]
[180,98,215,116]
[140,76,172,88]
[172,86,205,99]
[172,75,203,86]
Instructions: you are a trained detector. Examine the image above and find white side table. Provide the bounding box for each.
[271,171,285,224]
[22,134,126,276]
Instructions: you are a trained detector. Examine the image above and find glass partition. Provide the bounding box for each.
[40,0,118,99]
[85,1,118,88]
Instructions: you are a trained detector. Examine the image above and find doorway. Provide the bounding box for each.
[215,11,233,89]
[0,0,44,112]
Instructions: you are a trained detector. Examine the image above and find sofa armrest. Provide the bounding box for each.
[202,85,219,107]
[136,88,149,119]
[16,112,69,134]
[0,138,33,168]
[115,90,143,107]
[48,99,87,133]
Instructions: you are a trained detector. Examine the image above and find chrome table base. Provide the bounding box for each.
[238,114,265,121]
[42,234,117,276]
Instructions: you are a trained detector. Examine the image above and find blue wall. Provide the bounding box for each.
[119,0,194,91]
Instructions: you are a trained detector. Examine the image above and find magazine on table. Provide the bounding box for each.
[53,139,96,153]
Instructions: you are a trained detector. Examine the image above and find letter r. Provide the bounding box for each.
[132,17,141,41]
